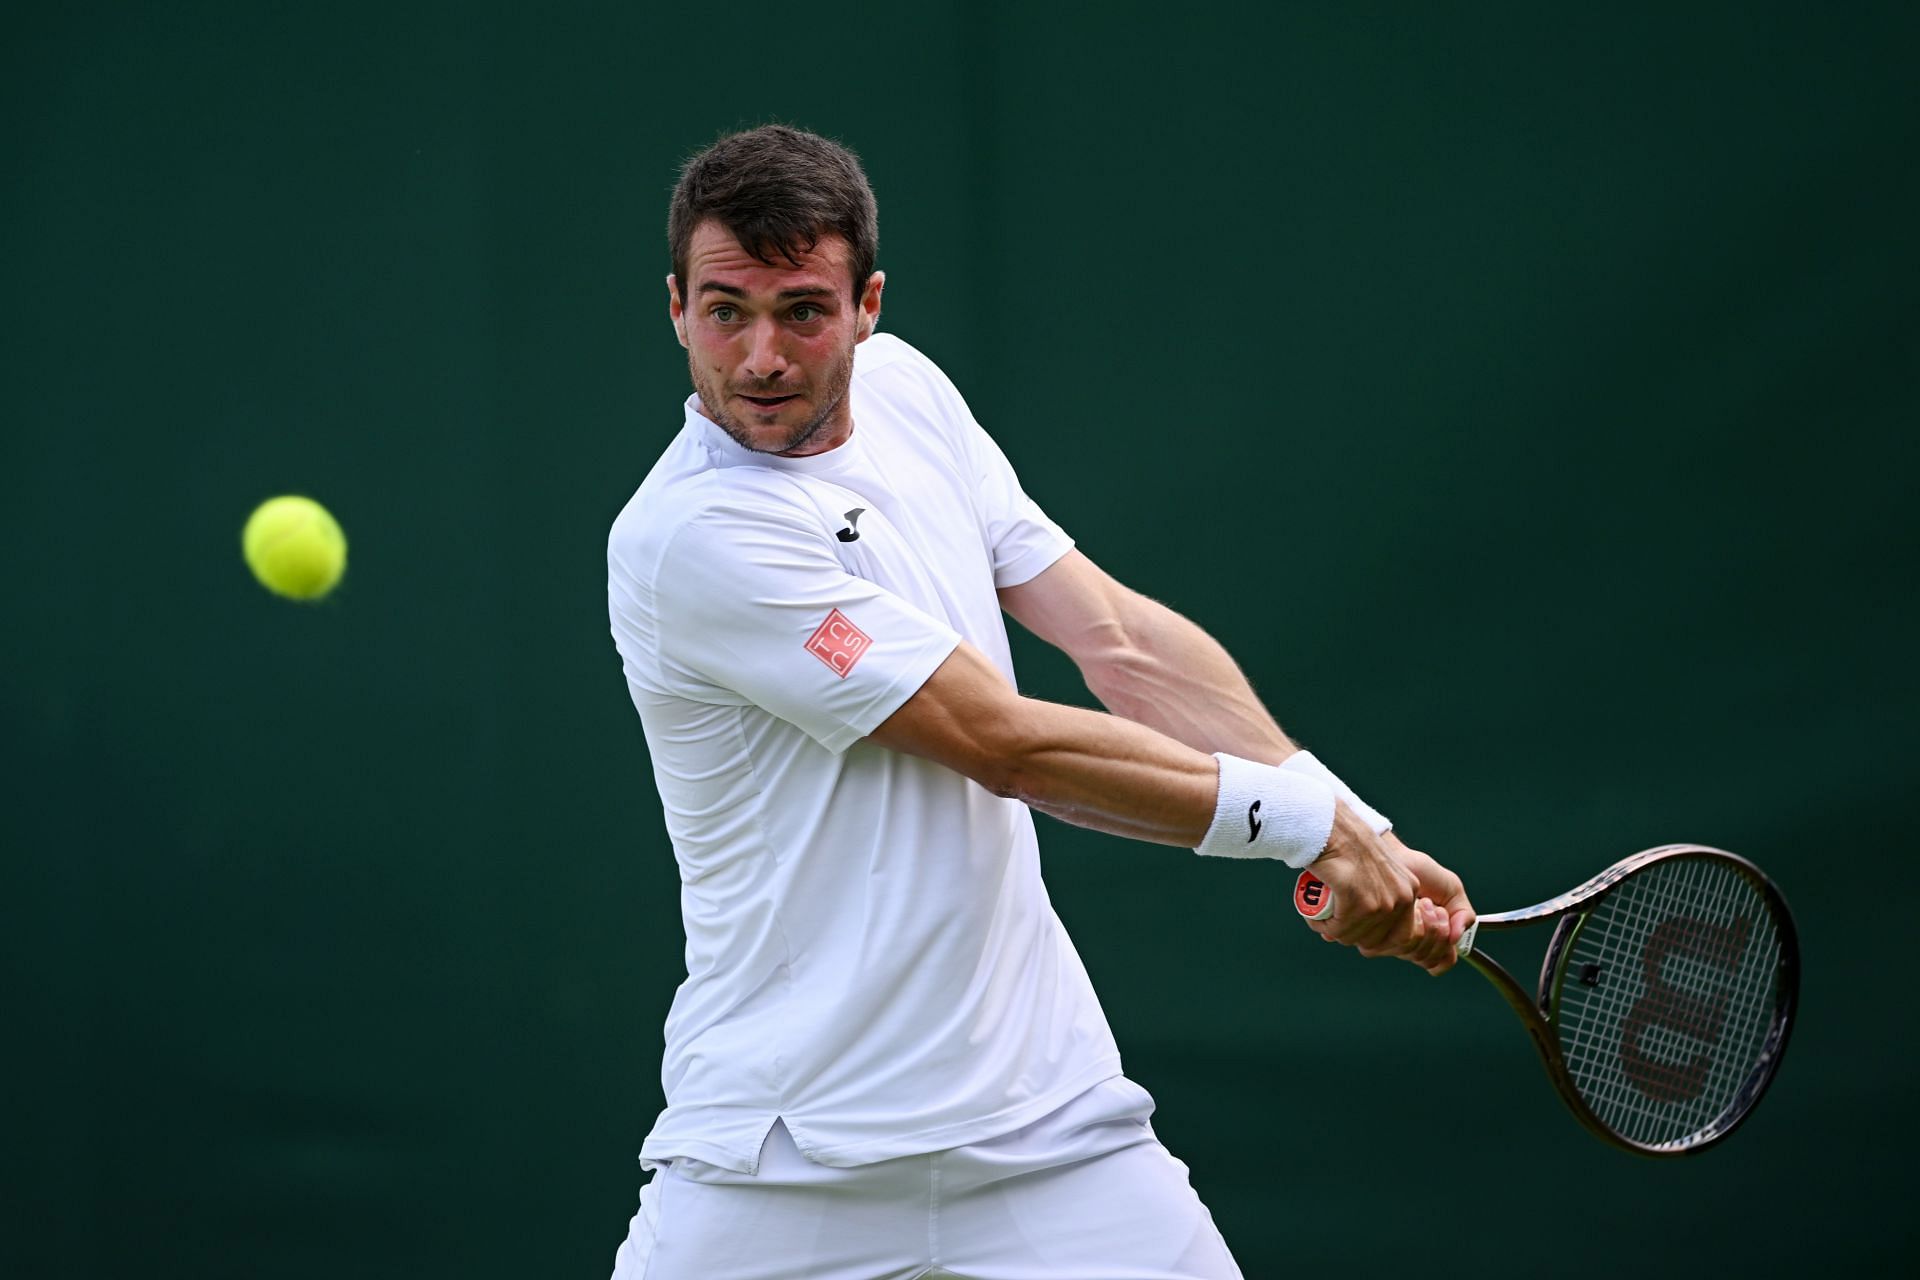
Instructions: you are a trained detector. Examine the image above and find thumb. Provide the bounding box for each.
[1448,905,1476,946]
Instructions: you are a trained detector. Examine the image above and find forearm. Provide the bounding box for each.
[1077,594,1298,764]
[997,698,1220,845]
[868,644,1219,845]
[1075,595,1398,837]
[870,642,1330,859]
[994,555,1463,967]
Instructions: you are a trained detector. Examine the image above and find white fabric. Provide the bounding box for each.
[1195,753,1337,868]
[607,333,1122,1173]
[1281,749,1392,835]
[608,1077,1243,1280]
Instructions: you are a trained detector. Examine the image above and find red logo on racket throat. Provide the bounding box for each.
[804,608,872,678]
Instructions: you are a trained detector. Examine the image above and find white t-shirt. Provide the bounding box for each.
[607,333,1124,1172]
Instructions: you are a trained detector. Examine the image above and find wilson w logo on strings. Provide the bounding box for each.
[1619,914,1752,1103]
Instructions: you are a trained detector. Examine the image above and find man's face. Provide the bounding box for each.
[669,221,884,456]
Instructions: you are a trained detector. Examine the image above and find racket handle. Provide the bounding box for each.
[1292,871,1480,958]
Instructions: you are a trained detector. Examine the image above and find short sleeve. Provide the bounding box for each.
[651,500,962,753]
[967,424,1073,589]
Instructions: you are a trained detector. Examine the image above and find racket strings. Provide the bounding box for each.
[1552,857,1782,1147]
[1561,860,1780,1143]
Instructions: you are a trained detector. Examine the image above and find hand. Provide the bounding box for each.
[1381,834,1476,973]
[1374,836,1474,974]
[1305,805,1454,973]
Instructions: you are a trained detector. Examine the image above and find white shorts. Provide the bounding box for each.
[608,1077,1242,1280]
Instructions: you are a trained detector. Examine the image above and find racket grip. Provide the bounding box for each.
[1292,871,1480,958]
[1292,870,1336,921]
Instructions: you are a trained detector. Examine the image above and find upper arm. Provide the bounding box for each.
[867,641,1031,795]
[649,502,961,753]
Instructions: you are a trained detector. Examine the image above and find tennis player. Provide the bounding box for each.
[606,124,1474,1279]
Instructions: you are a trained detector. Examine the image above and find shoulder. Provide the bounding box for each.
[854,330,928,377]
[607,436,823,586]
[855,332,999,477]
[612,474,821,564]
[856,332,969,414]
[857,334,1024,495]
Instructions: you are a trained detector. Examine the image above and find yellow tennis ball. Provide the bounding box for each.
[242,495,347,601]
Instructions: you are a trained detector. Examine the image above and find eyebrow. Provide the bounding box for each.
[697,282,836,301]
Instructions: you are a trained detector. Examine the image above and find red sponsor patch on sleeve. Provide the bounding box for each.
[804,608,872,678]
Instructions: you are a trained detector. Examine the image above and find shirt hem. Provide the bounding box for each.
[638,1129,777,1175]
[638,1056,1128,1173]
[816,627,962,754]
[992,534,1074,591]
[790,1054,1127,1168]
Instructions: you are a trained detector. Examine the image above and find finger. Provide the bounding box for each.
[1341,918,1385,954]
[1428,903,1459,967]
[1387,897,1427,960]
[1372,886,1421,953]
[1355,898,1416,959]
[1447,904,1477,946]
[1423,904,1470,973]
[1362,910,1405,955]
[1319,904,1366,950]
[1338,882,1416,955]
[1409,901,1450,969]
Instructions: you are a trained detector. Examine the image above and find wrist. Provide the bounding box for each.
[1195,753,1337,868]
[1280,750,1391,835]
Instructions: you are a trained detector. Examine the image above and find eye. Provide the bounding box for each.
[790,304,822,322]
[711,305,738,323]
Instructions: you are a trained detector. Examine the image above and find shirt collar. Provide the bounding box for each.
[684,394,863,474]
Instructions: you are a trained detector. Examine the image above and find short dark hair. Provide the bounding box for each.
[668,124,879,303]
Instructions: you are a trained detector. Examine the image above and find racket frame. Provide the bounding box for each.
[1462,844,1799,1156]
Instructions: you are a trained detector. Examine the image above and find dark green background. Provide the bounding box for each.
[5,2,1915,1275]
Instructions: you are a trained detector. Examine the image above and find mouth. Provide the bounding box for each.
[737,393,800,412]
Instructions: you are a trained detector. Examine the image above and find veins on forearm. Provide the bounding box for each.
[998,705,1216,847]
[1077,599,1296,764]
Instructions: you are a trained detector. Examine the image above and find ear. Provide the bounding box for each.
[855,271,885,343]
[667,274,689,349]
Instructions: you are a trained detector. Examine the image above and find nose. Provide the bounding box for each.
[743,316,790,382]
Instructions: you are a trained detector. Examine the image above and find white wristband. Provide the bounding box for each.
[1195,753,1337,868]
[1281,750,1392,835]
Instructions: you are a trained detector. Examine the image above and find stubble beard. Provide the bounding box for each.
[691,347,856,457]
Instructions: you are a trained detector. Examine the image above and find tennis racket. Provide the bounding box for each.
[1292,844,1799,1156]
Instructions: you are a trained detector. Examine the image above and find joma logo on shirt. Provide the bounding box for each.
[805,608,872,678]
